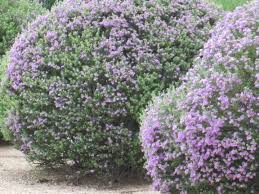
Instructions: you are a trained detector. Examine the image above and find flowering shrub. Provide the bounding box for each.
[6,0,220,174]
[0,0,45,57]
[140,1,259,193]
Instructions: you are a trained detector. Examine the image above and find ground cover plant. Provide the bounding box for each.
[140,0,259,193]
[5,0,220,176]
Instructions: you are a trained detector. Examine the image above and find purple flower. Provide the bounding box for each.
[140,0,259,193]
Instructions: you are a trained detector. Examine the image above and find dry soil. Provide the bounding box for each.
[0,145,159,194]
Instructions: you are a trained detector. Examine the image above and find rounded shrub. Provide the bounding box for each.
[6,0,220,175]
[140,1,259,193]
[0,0,46,57]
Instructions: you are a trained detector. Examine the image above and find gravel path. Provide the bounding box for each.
[0,145,159,194]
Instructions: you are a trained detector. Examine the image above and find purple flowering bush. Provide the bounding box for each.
[6,0,220,174]
[140,1,259,193]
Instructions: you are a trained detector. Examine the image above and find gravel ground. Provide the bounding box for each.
[0,145,159,194]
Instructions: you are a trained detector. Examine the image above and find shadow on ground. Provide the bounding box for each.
[0,145,159,194]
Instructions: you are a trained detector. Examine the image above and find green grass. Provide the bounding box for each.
[209,0,249,10]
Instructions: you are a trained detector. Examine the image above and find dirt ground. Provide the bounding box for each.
[0,145,159,194]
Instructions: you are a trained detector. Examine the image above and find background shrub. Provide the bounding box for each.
[36,0,61,9]
[0,0,45,141]
[209,0,249,10]
[6,0,220,175]
[0,0,45,57]
[0,56,16,141]
[140,1,258,193]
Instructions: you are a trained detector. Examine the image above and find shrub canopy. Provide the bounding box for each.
[7,0,220,174]
[140,1,259,193]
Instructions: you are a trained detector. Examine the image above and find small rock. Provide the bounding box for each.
[37,178,50,183]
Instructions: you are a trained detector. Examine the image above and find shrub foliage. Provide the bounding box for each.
[0,0,45,57]
[0,56,16,141]
[0,0,45,141]
[7,0,220,174]
[140,1,259,193]
[36,0,60,9]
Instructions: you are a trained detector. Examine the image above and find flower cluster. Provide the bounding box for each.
[140,1,259,193]
[6,0,219,174]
